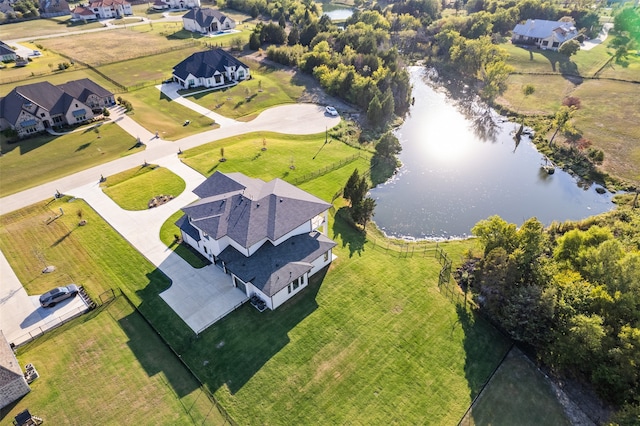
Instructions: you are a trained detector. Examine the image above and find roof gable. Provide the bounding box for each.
[172,49,248,80]
[218,232,336,296]
[183,172,331,248]
[513,19,577,41]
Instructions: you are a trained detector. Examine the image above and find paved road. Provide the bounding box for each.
[0,103,339,215]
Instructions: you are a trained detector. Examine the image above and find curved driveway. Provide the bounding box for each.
[0,99,340,336]
[0,103,339,215]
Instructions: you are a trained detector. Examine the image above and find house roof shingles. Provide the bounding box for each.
[218,231,336,296]
[0,331,24,388]
[0,80,112,126]
[513,19,578,43]
[0,42,15,57]
[183,172,331,249]
[172,49,248,80]
[183,7,230,28]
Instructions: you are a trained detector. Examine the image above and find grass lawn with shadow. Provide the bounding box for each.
[101,164,186,211]
[1,296,224,425]
[180,131,371,184]
[179,218,511,425]
[0,122,141,197]
[460,346,571,426]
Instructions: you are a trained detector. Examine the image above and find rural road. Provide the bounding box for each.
[0,103,340,215]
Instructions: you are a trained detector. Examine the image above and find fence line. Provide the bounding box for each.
[195,299,247,336]
[12,288,116,348]
[118,291,236,425]
[292,153,363,186]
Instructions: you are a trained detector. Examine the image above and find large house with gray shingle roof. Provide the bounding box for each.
[171,49,250,89]
[182,7,235,34]
[512,19,579,51]
[176,172,336,310]
[0,79,114,138]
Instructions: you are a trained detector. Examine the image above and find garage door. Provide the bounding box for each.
[233,276,246,294]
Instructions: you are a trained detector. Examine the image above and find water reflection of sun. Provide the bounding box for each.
[418,109,476,164]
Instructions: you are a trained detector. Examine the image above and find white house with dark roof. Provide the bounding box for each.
[88,0,131,18]
[172,49,250,89]
[152,0,199,10]
[0,79,114,138]
[182,7,235,34]
[176,172,337,310]
[512,19,579,51]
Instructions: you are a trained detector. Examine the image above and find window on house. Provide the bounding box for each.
[40,113,45,117]
[324,251,329,262]
[238,70,244,79]
[288,284,292,294]
[542,41,548,46]
[552,42,559,48]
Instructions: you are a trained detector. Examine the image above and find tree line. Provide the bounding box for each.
[462,207,640,424]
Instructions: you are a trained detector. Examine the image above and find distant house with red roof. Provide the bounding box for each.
[70,5,97,20]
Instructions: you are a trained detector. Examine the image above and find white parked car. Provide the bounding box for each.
[325,106,338,116]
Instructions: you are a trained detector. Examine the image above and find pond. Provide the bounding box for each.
[319,3,354,21]
[369,67,616,240]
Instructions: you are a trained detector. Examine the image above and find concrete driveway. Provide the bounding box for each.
[0,93,339,336]
[67,155,247,333]
[0,251,89,346]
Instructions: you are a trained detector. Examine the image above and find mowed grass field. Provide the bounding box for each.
[3,297,223,425]
[498,41,640,185]
[185,235,511,425]
[101,165,186,210]
[0,156,569,425]
[0,15,103,39]
[461,348,571,425]
[0,122,141,197]
[38,27,199,66]
[181,131,370,183]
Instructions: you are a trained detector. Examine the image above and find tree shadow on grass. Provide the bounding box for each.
[183,267,326,395]
[455,304,512,400]
[117,269,201,398]
[536,50,582,83]
[1,133,56,156]
[331,207,366,258]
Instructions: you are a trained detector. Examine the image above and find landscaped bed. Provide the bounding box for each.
[100,164,186,211]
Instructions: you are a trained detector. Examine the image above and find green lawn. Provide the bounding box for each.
[0,122,141,197]
[101,165,186,211]
[0,67,121,97]
[181,131,370,183]
[184,59,307,119]
[502,42,613,77]
[498,74,575,115]
[461,347,571,425]
[160,210,211,269]
[3,297,224,425]
[183,234,510,425]
[0,16,104,40]
[123,86,220,141]
[94,44,202,87]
